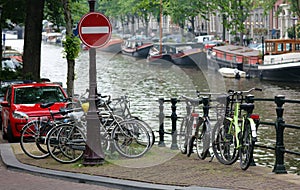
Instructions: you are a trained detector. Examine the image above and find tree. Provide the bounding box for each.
[166,0,210,40]
[22,0,45,81]
[61,0,81,96]
[213,0,255,45]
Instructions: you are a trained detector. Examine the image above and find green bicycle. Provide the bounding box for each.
[212,88,261,170]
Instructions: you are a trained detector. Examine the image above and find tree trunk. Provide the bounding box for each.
[22,0,45,81]
[62,0,75,96]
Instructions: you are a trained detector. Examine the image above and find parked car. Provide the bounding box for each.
[0,82,68,142]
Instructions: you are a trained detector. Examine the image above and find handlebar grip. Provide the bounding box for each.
[255,88,262,91]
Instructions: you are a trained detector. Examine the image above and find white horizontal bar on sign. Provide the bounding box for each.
[81,26,109,34]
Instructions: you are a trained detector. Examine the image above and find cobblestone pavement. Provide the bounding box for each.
[5,143,300,190]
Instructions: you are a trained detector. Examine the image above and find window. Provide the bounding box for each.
[14,86,65,104]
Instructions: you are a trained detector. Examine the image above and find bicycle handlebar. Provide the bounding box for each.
[179,95,203,105]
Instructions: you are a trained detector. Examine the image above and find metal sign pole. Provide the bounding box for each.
[83,0,105,165]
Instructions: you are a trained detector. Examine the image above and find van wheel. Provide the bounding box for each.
[7,123,15,143]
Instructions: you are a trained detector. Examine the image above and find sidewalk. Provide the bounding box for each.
[1,143,300,190]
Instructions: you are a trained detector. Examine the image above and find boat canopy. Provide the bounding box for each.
[264,39,300,55]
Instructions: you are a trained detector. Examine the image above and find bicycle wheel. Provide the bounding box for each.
[133,118,155,148]
[20,120,52,159]
[47,124,86,163]
[239,120,254,170]
[112,120,150,158]
[212,119,238,165]
[196,121,211,160]
[178,117,191,154]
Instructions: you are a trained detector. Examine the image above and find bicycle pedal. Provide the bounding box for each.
[209,154,214,162]
[252,137,257,142]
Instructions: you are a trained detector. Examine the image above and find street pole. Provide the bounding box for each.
[293,17,297,40]
[83,0,105,165]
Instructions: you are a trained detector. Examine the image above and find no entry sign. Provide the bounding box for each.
[78,12,112,48]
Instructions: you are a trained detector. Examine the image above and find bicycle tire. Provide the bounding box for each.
[47,123,86,164]
[239,120,254,170]
[112,120,150,158]
[178,117,190,154]
[212,119,238,165]
[133,118,155,147]
[20,120,52,159]
[196,121,210,160]
[124,118,155,148]
[187,136,195,157]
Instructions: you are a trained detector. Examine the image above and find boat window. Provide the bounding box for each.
[295,43,300,51]
[287,43,292,51]
[244,57,248,64]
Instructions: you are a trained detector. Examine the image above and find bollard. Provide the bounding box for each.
[170,98,178,149]
[273,95,287,174]
[158,98,165,147]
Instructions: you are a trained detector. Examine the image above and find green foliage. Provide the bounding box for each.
[0,0,26,27]
[62,35,81,60]
[44,0,64,31]
[0,68,23,81]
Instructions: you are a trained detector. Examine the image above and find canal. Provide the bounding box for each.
[6,39,300,174]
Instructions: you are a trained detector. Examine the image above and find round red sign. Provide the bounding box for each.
[78,12,112,48]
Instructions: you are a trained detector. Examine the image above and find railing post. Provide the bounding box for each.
[273,95,287,174]
[158,98,165,147]
[170,98,178,149]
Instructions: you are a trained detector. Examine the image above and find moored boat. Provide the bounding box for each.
[121,39,153,58]
[207,39,300,82]
[218,68,246,78]
[99,38,123,53]
[147,43,203,67]
[258,39,300,82]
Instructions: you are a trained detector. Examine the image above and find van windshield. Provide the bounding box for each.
[14,86,65,104]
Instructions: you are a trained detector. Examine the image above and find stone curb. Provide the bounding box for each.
[0,144,223,190]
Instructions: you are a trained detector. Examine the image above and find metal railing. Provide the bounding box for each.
[157,95,300,174]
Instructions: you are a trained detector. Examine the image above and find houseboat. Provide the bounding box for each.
[207,39,300,82]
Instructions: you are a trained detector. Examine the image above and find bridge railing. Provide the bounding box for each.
[157,95,300,174]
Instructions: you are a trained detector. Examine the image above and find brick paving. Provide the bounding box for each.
[10,144,300,190]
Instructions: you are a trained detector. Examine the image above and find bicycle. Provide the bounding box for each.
[182,92,226,160]
[46,92,151,163]
[212,88,262,170]
[109,95,155,147]
[178,95,202,156]
[20,102,74,159]
[96,94,152,158]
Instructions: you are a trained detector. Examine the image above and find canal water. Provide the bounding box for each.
[6,40,300,173]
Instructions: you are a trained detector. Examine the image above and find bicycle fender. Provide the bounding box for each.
[247,118,257,138]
